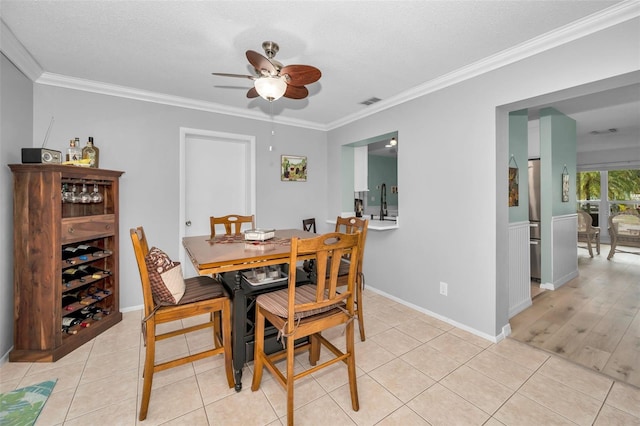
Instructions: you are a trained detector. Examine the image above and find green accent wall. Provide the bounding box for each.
[539,107,576,283]
[508,109,529,223]
[367,154,398,208]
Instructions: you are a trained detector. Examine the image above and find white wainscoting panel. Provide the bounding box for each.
[552,213,579,287]
[508,221,531,318]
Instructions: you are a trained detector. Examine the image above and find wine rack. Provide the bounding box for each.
[9,164,124,362]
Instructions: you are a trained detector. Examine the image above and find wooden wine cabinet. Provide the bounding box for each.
[9,164,124,362]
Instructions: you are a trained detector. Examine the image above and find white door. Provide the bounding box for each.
[179,128,256,277]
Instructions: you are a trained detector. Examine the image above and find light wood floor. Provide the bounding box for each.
[510,243,640,388]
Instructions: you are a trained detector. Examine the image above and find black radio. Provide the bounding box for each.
[21,148,62,164]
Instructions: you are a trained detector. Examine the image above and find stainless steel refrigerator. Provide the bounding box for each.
[528,159,541,281]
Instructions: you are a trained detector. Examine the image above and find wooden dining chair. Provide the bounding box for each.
[335,216,369,341]
[251,231,362,426]
[130,227,234,421]
[302,217,316,233]
[210,214,255,238]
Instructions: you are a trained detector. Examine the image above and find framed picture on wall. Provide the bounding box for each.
[562,167,570,202]
[508,155,519,207]
[281,155,307,181]
[509,167,519,207]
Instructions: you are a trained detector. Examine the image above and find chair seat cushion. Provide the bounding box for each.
[145,247,186,305]
[179,275,227,304]
[256,284,340,320]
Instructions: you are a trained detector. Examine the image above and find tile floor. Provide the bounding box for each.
[1,289,639,425]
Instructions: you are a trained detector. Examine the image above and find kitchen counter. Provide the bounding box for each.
[327,216,399,231]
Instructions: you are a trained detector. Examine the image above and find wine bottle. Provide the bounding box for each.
[69,305,103,320]
[63,244,104,261]
[82,137,99,168]
[62,316,90,328]
[62,246,81,260]
[61,294,78,309]
[62,326,78,335]
[62,267,88,285]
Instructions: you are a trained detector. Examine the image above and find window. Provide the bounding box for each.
[608,169,640,214]
[577,171,601,214]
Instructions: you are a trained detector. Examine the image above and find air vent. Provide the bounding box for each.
[360,97,382,106]
[589,128,618,135]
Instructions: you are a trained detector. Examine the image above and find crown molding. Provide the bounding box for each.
[0,18,43,81]
[326,0,640,130]
[36,72,326,131]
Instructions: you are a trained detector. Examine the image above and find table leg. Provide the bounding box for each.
[231,271,246,391]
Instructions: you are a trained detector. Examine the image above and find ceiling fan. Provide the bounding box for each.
[212,41,321,102]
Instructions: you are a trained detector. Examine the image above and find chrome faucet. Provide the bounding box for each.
[380,183,387,220]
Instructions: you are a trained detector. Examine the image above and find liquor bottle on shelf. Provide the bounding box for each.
[67,138,82,162]
[66,139,74,162]
[82,137,99,168]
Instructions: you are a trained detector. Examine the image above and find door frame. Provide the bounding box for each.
[178,127,256,265]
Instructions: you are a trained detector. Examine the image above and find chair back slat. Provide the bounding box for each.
[210,214,255,238]
[288,232,360,320]
[334,217,368,262]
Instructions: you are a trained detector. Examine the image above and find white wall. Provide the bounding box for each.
[0,54,33,359]
[32,86,327,309]
[327,18,640,339]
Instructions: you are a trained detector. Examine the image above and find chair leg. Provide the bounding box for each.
[345,320,359,411]
[213,311,222,349]
[139,321,156,421]
[286,334,296,426]
[251,307,265,391]
[595,234,600,254]
[356,278,365,341]
[587,237,593,257]
[222,300,234,388]
[309,334,320,365]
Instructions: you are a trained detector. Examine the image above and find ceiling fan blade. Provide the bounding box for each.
[212,72,256,80]
[246,50,277,76]
[246,87,259,99]
[283,85,309,100]
[280,65,321,86]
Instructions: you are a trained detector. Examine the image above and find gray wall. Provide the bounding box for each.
[31,85,327,312]
[327,18,640,338]
[0,54,33,359]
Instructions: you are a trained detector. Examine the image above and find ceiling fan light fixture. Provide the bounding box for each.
[254,76,287,101]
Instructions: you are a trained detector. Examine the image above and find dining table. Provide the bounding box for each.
[182,228,315,391]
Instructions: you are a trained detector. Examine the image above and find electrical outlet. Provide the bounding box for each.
[440,281,448,296]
